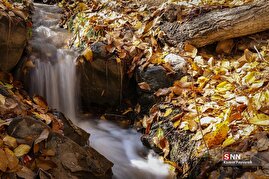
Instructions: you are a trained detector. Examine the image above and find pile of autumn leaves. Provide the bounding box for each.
[0,72,64,177]
[144,43,269,158]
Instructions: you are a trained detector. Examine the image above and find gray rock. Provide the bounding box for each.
[77,42,133,109]
[7,116,113,178]
[136,55,186,110]
[52,111,90,146]
[47,132,113,179]
[0,14,27,71]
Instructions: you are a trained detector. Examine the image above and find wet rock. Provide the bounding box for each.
[7,116,113,178]
[52,111,90,146]
[0,13,27,71]
[136,55,186,110]
[77,42,134,110]
[47,132,113,179]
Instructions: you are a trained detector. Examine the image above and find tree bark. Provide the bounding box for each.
[161,0,269,47]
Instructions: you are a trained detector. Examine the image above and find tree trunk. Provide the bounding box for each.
[161,0,269,47]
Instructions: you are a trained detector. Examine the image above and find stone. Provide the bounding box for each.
[7,116,113,178]
[136,55,186,110]
[0,13,27,71]
[52,110,90,146]
[77,42,134,110]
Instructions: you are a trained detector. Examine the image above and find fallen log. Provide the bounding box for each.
[161,0,269,47]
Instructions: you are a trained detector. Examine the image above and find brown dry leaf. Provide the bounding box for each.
[171,86,182,96]
[16,166,36,179]
[216,39,234,54]
[33,112,52,125]
[35,129,50,145]
[155,88,170,97]
[14,144,31,157]
[244,49,255,62]
[204,122,229,148]
[3,135,17,148]
[0,148,8,172]
[36,158,57,171]
[5,147,19,170]
[188,120,198,132]
[138,82,151,91]
[159,138,170,158]
[184,44,197,58]
[33,95,48,110]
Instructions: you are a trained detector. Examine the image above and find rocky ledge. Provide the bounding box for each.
[0,71,113,178]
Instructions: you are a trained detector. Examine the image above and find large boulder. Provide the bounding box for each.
[0,12,27,71]
[8,116,113,178]
[136,54,187,111]
[77,42,135,110]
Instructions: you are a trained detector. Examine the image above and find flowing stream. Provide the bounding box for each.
[27,4,173,179]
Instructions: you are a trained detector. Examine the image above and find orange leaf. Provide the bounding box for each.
[138,82,151,91]
[204,122,229,148]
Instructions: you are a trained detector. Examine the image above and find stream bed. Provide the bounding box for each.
[27,3,173,179]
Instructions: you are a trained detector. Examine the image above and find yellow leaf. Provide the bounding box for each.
[173,120,181,128]
[222,137,236,147]
[163,108,173,117]
[134,21,142,30]
[0,94,5,105]
[33,112,52,124]
[249,113,269,126]
[242,71,257,85]
[3,136,17,148]
[77,3,88,11]
[14,144,31,157]
[82,47,93,62]
[5,148,19,170]
[215,81,233,93]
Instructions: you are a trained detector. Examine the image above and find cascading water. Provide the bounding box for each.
[28,3,173,179]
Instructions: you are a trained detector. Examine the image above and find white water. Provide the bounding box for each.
[28,4,173,179]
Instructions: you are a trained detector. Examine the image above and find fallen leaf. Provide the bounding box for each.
[36,158,57,171]
[249,113,269,126]
[0,148,8,172]
[0,94,6,105]
[204,122,229,148]
[3,135,17,148]
[33,112,52,125]
[33,95,48,110]
[35,129,50,145]
[16,166,36,179]
[138,82,151,91]
[163,108,173,117]
[184,44,197,58]
[222,137,236,147]
[14,144,31,157]
[5,147,19,170]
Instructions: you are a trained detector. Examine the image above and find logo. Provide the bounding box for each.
[223,152,241,161]
[222,152,253,166]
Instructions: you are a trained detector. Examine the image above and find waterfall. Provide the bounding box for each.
[28,4,77,119]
